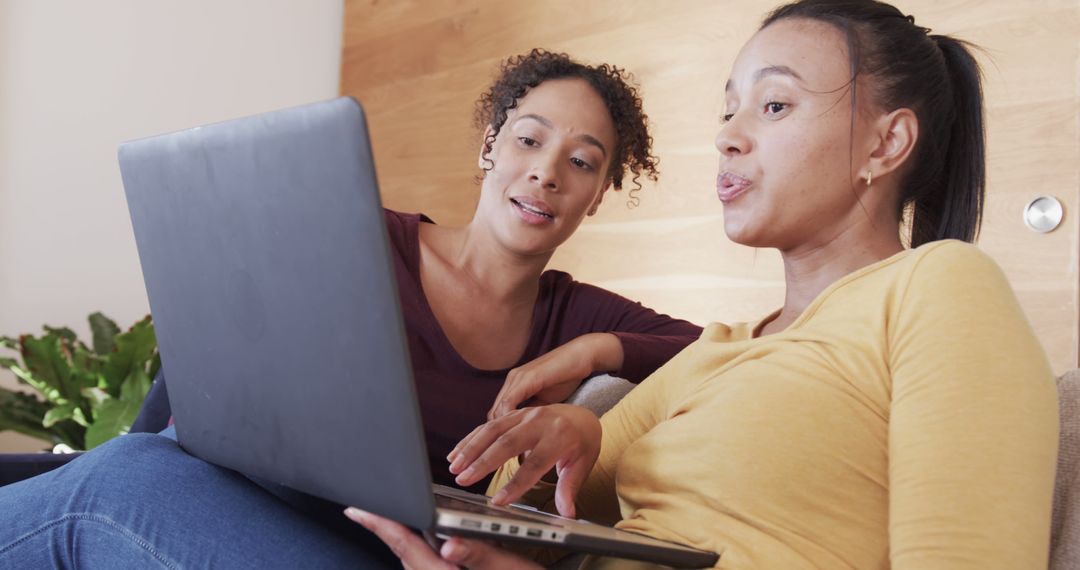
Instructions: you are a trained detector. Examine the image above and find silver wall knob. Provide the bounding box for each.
[1023,196,1064,233]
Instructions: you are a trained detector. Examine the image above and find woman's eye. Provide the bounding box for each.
[518,137,538,147]
[570,157,592,170]
[763,101,788,115]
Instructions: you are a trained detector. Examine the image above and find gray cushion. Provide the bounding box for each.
[1051,369,1080,569]
[565,374,634,417]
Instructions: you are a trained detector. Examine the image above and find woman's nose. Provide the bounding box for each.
[529,154,559,191]
[715,116,750,157]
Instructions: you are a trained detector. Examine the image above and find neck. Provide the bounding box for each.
[774,223,903,328]
[432,220,554,306]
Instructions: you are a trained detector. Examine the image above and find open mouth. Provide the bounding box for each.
[716,171,753,203]
[510,198,555,222]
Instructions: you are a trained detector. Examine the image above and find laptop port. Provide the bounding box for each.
[461,519,482,529]
[508,525,519,535]
[526,528,543,538]
[490,523,501,532]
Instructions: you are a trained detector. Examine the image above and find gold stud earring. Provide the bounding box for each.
[866,171,873,188]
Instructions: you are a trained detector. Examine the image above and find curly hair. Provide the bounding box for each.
[474,49,659,207]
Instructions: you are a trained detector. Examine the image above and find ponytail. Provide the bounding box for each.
[908,36,985,247]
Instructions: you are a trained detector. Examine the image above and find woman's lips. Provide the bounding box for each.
[510,197,555,225]
[716,171,753,203]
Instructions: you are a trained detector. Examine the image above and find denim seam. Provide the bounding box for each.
[0,512,180,569]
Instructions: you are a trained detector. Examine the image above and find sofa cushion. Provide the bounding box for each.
[1050,369,1080,569]
[565,374,634,417]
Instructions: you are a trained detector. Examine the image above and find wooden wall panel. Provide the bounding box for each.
[342,0,1080,374]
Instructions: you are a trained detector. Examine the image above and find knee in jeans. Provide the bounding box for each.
[54,433,184,486]
[91,432,178,461]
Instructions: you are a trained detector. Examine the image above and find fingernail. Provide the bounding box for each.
[441,539,468,561]
[449,455,467,474]
[491,488,508,504]
[344,507,369,527]
[455,467,475,484]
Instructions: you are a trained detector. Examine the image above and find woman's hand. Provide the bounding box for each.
[345,508,541,569]
[488,333,623,420]
[449,404,602,518]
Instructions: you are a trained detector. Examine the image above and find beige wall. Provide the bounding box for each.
[343,0,1080,375]
[0,0,345,452]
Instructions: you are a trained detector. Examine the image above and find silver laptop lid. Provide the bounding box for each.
[118,97,436,529]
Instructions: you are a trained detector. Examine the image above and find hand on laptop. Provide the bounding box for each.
[345,507,541,569]
[448,403,602,518]
[488,332,623,419]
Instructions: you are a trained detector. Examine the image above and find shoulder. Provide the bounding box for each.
[899,239,1007,289]
[886,240,1025,337]
[540,270,631,303]
[908,239,996,268]
[539,269,577,289]
[383,208,426,231]
[383,208,437,246]
[383,208,411,233]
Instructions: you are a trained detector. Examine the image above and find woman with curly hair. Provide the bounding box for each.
[0,50,700,568]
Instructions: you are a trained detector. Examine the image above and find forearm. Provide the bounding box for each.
[609,331,698,382]
[579,332,624,374]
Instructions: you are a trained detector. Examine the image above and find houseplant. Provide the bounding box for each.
[0,312,159,450]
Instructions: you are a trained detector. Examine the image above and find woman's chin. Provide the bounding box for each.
[722,218,756,247]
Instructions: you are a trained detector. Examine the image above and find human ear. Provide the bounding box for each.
[477,125,496,170]
[587,184,611,216]
[863,108,918,183]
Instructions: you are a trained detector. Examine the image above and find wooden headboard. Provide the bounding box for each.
[341,0,1080,374]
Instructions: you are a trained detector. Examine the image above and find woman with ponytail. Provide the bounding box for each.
[359,1,1059,568]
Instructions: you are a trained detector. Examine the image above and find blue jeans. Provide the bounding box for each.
[0,429,397,568]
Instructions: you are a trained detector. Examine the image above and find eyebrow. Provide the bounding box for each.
[514,113,608,157]
[724,65,804,92]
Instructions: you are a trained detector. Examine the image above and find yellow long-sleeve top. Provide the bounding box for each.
[491,241,1059,569]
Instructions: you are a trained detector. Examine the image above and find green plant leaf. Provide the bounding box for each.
[18,334,74,401]
[43,403,76,428]
[0,336,18,351]
[120,368,152,403]
[84,398,140,449]
[80,386,109,407]
[70,344,105,399]
[0,356,26,387]
[42,326,77,344]
[102,316,156,395]
[72,407,90,428]
[0,386,53,443]
[89,312,121,356]
[6,362,64,404]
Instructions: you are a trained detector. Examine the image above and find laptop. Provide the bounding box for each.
[117,97,719,568]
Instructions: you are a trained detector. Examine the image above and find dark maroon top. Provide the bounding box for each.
[385,210,703,492]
